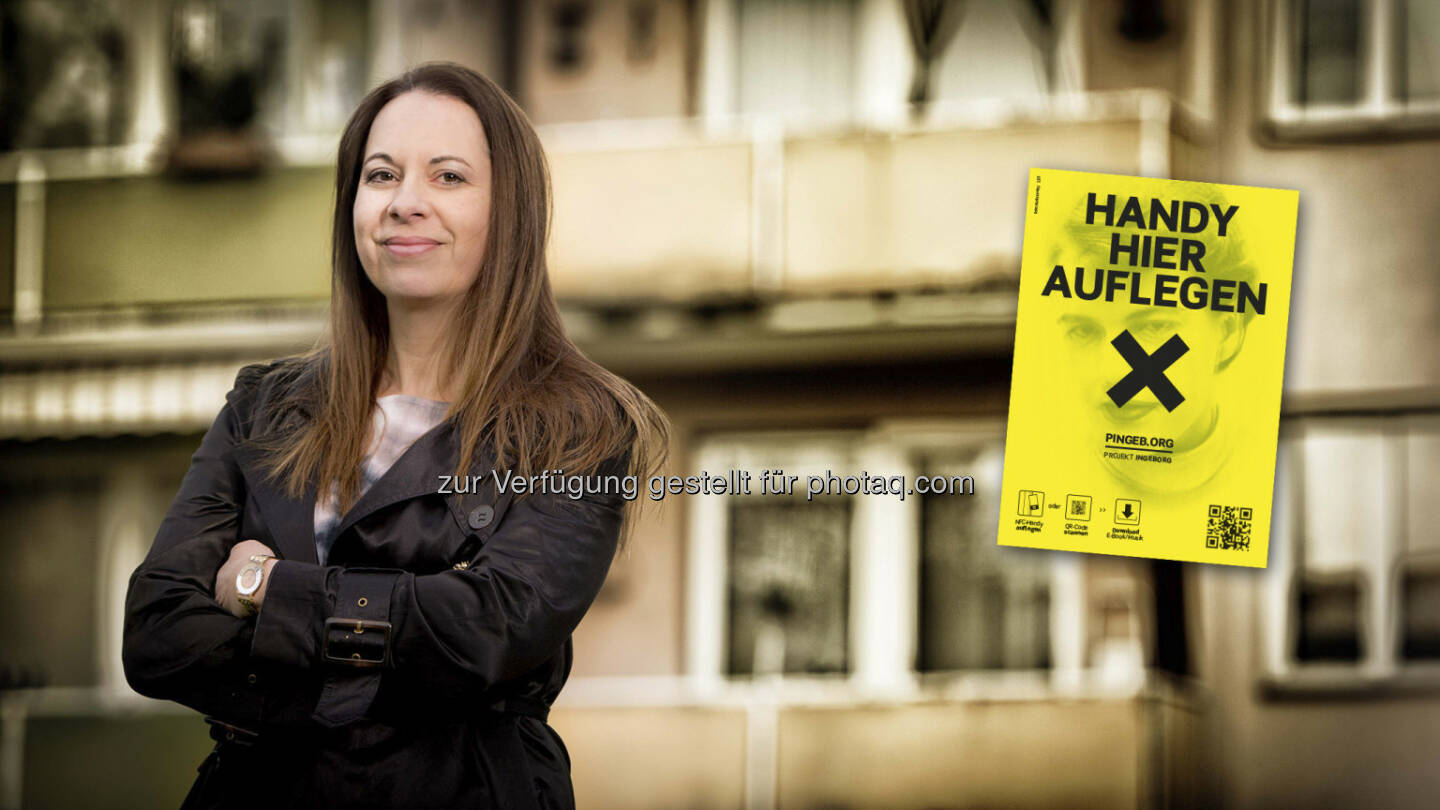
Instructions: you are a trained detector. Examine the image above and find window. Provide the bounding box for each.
[0,1,133,151]
[294,0,373,136]
[1265,413,1440,689]
[1290,421,1382,663]
[727,496,851,676]
[688,432,859,682]
[735,0,860,124]
[169,0,372,158]
[547,1,592,72]
[1399,558,1440,659]
[686,422,1089,694]
[917,440,1051,672]
[925,0,1054,105]
[1398,414,1440,662]
[1295,571,1365,661]
[1266,0,1440,136]
[1291,0,1363,105]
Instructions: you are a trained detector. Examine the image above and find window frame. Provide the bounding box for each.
[1263,0,1440,139]
[1262,412,1440,696]
[686,429,869,695]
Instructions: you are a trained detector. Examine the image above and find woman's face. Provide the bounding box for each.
[353,90,492,307]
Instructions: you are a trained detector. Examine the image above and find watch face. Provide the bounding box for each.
[236,564,264,595]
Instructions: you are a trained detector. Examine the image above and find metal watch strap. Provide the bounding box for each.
[236,560,266,616]
[311,569,396,728]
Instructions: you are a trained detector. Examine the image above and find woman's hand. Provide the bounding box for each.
[214,540,279,618]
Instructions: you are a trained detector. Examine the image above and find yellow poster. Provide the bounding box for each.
[997,168,1298,567]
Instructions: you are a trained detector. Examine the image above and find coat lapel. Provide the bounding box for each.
[328,418,477,542]
[234,440,321,565]
[234,404,505,566]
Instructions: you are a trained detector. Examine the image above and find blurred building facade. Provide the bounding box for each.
[1,1,1438,808]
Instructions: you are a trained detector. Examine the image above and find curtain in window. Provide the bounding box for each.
[737,0,858,121]
[901,0,966,105]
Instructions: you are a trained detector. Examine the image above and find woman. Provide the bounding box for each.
[122,62,669,809]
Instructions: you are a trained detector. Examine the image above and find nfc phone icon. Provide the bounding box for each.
[1017,490,1045,517]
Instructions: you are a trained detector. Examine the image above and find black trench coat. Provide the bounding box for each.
[122,359,629,809]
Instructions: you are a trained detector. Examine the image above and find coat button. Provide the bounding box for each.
[468,504,494,529]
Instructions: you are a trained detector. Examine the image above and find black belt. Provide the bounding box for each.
[206,694,550,750]
[313,569,397,728]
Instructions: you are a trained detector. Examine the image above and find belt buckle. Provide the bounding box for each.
[322,617,392,667]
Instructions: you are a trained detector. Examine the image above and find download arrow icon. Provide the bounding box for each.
[1114,499,1141,524]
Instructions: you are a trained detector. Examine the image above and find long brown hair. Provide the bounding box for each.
[253,62,669,546]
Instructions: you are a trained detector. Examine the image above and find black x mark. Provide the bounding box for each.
[1107,330,1188,412]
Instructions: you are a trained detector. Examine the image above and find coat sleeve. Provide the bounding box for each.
[121,368,319,729]
[247,448,630,722]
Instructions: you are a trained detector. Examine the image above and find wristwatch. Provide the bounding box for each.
[236,554,277,616]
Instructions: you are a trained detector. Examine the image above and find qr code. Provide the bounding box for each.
[1206,505,1252,550]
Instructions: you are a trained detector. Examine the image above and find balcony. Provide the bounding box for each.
[0,89,1210,437]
